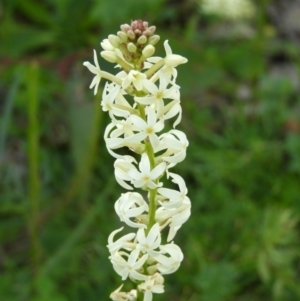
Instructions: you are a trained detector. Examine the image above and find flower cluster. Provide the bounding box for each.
[83,20,190,301]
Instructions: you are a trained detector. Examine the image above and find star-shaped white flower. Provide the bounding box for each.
[83,50,102,95]
[126,107,164,149]
[155,196,191,242]
[122,70,148,91]
[115,192,148,228]
[158,172,188,209]
[160,130,189,165]
[167,197,191,241]
[134,71,179,106]
[136,223,161,257]
[105,122,142,159]
[114,155,137,190]
[138,277,164,301]
[156,243,183,274]
[101,83,130,120]
[110,248,148,281]
[128,153,166,189]
[107,227,136,254]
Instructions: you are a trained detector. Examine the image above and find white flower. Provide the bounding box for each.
[155,197,191,242]
[163,40,188,67]
[128,153,166,189]
[150,272,164,285]
[136,223,161,257]
[101,83,132,120]
[157,99,182,128]
[110,248,148,281]
[127,290,137,301]
[158,172,188,209]
[115,192,148,228]
[126,107,164,149]
[111,119,138,139]
[83,50,102,95]
[104,123,124,158]
[110,284,136,301]
[146,57,178,84]
[167,197,191,241]
[105,123,142,159]
[156,243,183,274]
[107,227,136,254]
[160,130,189,164]
[122,70,148,91]
[134,71,179,106]
[161,64,178,84]
[114,155,137,190]
[138,277,164,301]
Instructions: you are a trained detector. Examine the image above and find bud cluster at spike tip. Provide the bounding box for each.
[83,20,189,301]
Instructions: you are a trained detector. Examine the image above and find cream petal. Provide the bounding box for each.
[150,162,166,179]
[140,153,151,174]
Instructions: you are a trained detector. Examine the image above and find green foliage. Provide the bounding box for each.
[1,1,300,301]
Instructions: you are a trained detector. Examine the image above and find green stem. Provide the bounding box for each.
[137,288,143,301]
[116,57,132,73]
[137,105,158,234]
[145,139,158,234]
[137,103,146,120]
[145,139,155,169]
[144,58,165,78]
[99,70,122,86]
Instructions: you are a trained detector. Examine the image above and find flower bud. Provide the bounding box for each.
[147,265,157,275]
[137,35,147,44]
[148,35,160,45]
[120,24,131,32]
[164,54,188,67]
[117,31,128,43]
[101,39,114,51]
[142,45,155,58]
[127,42,137,53]
[151,273,164,285]
[147,26,156,35]
[127,30,136,40]
[134,29,142,36]
[101,51,118,63]
[143,21,148,29]
[108,34,120,48]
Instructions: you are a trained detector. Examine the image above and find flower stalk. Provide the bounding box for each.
[84,19,190,301]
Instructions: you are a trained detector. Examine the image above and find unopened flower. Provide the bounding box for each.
[110,284,129,301]
[163,40,188,67]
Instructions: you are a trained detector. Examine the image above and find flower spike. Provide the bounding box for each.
[83,19,189,301]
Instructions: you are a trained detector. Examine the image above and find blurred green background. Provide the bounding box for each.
[1,0,300,300]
